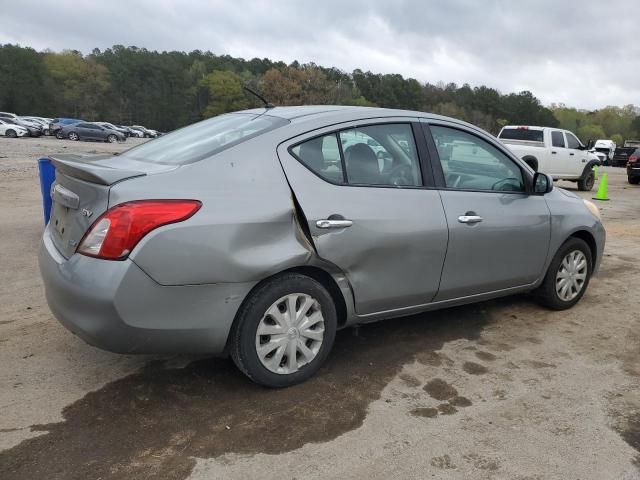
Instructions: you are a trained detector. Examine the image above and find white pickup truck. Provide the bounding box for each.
[498,126,599,191]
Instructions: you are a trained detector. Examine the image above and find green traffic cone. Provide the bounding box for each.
[593,173,609,201]
[592,164,599,179]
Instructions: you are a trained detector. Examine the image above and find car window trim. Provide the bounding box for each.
[421,119,533,195]
[286,120,435,190]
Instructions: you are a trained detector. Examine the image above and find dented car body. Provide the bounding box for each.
[40,106,605,386]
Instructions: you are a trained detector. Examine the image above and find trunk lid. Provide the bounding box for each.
[48,153,175,258]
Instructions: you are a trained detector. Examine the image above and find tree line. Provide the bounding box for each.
[1,44,638,142]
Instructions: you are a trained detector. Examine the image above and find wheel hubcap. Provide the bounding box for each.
[255,293,325,375]
[556,250,588,301]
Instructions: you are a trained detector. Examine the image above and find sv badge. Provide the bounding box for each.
[81,208,93,218]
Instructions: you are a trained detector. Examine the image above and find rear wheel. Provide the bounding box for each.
[5,129,17,138]
[535,237,592,310]
[230,273,337,387]
[629,176,640,185]
[68,132,79,141]
[577,171,595,191]
[107,134,117,143]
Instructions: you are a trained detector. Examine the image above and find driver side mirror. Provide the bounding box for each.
[533,172,553,194]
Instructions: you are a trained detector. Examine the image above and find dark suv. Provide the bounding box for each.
[627,148,640,184]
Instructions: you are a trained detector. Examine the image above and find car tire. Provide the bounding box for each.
[230,272,337,388]
[629,176,640,185]
[107,134,117,143]
[577,171,595,191]
[55,131,64,139]
[43,129,50,136]
[68,132,79,141]
[5,129,17,138]
[535,237,592,310]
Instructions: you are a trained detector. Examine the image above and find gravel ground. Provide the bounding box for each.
[0,135,638,480]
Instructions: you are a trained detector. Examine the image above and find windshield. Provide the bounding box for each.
[119,113,288,165]
[499,128,544,142]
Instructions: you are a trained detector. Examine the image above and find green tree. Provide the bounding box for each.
[199,70,248,117]
[44,51,111,119]
[611,133,624,145]
[577,124,605,143]
[0,44,53,114]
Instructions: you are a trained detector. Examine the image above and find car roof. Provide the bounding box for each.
[235,105,486,135]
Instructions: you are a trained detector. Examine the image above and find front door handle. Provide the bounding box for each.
[316,219,353,229]
[458,215,483,224]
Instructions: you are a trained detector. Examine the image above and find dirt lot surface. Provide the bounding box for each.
[0,136,638,480]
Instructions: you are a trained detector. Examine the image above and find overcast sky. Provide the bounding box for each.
[2,0,639,110]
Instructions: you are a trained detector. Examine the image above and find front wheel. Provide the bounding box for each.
[577,171,595,191]
[230,273,337,387]
[535,237,592,310]
[5,129,17,138]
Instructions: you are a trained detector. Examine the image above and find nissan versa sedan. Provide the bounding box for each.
[39,106,605,387]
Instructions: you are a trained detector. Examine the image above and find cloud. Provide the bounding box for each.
[1,0,638,109]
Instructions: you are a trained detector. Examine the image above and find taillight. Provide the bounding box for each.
[77,200,202,260]
[629,155,638,163]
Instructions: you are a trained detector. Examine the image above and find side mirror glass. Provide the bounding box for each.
[533,172,553,194]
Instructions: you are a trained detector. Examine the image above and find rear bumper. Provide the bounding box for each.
[627,165,640,178]
[39,226,255,354]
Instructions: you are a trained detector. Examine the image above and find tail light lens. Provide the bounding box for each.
[77,200,202,260]
[629,155,638,163]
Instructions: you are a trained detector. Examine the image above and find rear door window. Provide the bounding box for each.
[291,123,423,187]
[551,131,565,148]
[290,134,344,184]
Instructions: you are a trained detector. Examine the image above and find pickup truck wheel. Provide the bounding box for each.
[577,171,595,191]
[535,237,592,310]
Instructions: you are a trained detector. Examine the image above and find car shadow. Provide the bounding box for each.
[0,296,535,480]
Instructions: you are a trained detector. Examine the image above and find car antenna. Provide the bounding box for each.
[243,86,275,109]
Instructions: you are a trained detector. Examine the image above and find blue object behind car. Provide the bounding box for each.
[37,158,56,225]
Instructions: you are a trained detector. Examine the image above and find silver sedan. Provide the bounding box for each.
[39,106,605,387]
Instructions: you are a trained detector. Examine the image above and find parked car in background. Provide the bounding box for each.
[94,122,130,137]
[0,116,42,137]
[59,122,126,142]
[0,111,19,122]
[51,118,84,138]
[498,126,599,191]
[22,116,53,135]
[613,140,640,167]
[130,125,158,138]
[625,148,640,184]
[119,125,143,138]
[39,106,605,387]
[0,119,29,138]
[590,139,616,166]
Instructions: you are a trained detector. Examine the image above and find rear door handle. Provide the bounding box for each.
[458,215,483,224]
[551,151,557,154]
[316,219,353,229]
[569,152,575,156]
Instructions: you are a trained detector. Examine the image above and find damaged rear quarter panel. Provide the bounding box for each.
[110,136,314,286]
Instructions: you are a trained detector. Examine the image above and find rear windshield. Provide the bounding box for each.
[499,128,544,142]
[119,113,289,165]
